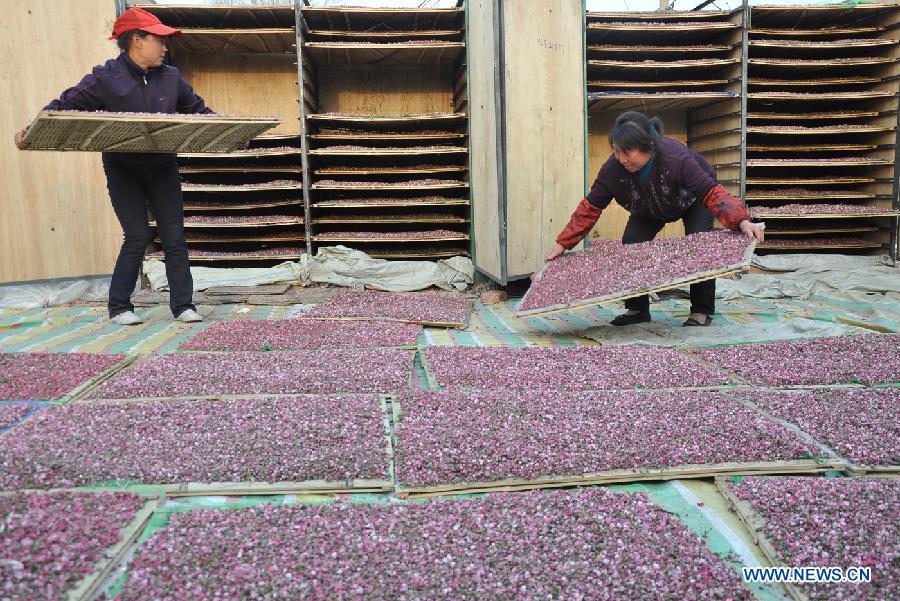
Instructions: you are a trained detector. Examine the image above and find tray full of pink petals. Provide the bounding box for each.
[517,230,755,317]
[393,389,832,497]
[116,488,754,600]
[0,491,156,601]
[718,476,900,601]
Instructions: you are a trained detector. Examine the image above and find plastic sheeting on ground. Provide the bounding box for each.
[142,246,474,293]
[0,277,118,309]
[304,246,473,292]
[581,316,872,348]
[143,260,303,293]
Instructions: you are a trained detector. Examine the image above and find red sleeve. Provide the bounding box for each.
[556,197,603,250]
[703,184,751,231]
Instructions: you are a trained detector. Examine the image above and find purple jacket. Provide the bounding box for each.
[586,137,719,222]
[44,52,213,116]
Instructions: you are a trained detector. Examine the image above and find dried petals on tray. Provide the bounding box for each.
[750,204,892,216]
[315,229,465,240]
[0,396,390,490]
[181,179,301,189]
[758,237,874,248]
[89,349,412,399]
[304,289,471,326]
[518,230,752,313]
[395,389,816,488]
[181,215,301,225]
[314,196,466,206]
[147,247,305,258]
[0,491,147,601]
[724,477,899,601]
[119,488,751,600]
[181,319,420,351]
[314,179,462,187]
[747,189,868,199]
[0,352,125,400]
[691,334,900,387]
[422,344,733,391]
[0,403,31,429]
[734,387,899,469]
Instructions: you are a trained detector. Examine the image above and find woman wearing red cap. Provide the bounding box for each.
[14,7,212,325]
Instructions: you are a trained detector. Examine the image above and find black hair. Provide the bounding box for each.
[609,111,664,153]
[117,29,150,52]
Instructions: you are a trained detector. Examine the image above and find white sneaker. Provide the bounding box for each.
[110,311,143,326]
[176,308,203,323]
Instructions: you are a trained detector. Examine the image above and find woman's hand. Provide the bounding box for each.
[545,243,567,262]
[14,128,30,150]
[738,220,765,242]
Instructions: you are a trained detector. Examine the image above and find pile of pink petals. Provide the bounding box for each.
[519,230,751,312]
[89,349,412,398]
[0,403,32,429]
[726,477,899,601]
[119,488,751,600]
[0,491,147,601]
[395,389,816,488]
[0,352,124,400]
[181,319,421,351]
[735,387,899,468]
[691,334,900,386]
[422,345,734,391]
[305,289,471,325]
[0,396,390,490]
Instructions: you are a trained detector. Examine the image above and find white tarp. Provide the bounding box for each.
[304,246,473,292]
[718,253,900,300]
[143,260,304,292]
[142,246,474,293]
[0,277,114,308]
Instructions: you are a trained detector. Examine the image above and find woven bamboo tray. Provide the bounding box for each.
[747,111,879,120]
[169,28,296,54]
[514,241,756,319]
[313,198,469,208]
[589,22,738,32]
[748,91,896,101]
[310,146,468,156]
[304,42,465,66]
[715,477,810,601]
[589,79,731,88]
[308,113,466,125]
[751,27,883,37]
[307,29,462,40]
[752,211,897,219]
[746,158,891,167]
[23,111,280,153]
[394,459,841,500]
[183,199,303,211]
[311,182,468,190]
[588,44,732,53]
[314,166,467,176]
[748,77,883,87]
[152,218,303,229]
[65,496,159,601]
[747,144,876,152]
[313,233,469,243]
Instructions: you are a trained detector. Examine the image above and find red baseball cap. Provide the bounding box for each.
[108,7,180,40]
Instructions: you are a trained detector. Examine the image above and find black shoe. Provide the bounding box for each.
[610,311,651,326]
[683,315,713,327]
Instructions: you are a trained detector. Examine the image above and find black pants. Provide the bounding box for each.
[102,154,194,318]
[622,200,715,316]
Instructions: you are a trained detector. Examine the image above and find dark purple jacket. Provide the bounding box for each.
[586,137,719,222]
[43,53,213,162]
[44,52,213,116]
